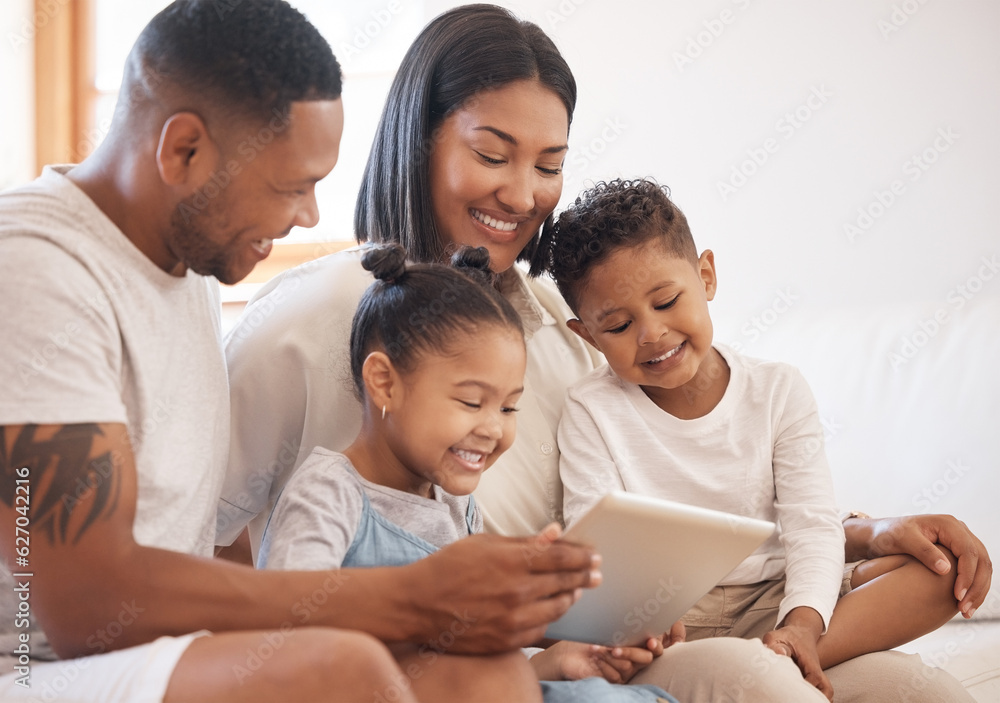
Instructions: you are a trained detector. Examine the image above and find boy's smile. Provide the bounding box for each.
[567,238,729,418]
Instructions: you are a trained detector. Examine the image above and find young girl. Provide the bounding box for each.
[258,243,674,702]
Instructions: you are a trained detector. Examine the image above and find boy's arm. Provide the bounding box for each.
[0,422,598,659]
[556,388,626,528]
[770,370,845,632]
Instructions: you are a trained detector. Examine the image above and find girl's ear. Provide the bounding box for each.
[361,351,398,412]
[698,249,718,301]
[567,318,601,352]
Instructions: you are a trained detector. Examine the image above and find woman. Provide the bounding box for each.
[218,5,986,701]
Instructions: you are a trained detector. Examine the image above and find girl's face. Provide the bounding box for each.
[428,79,569,272]
[383,327,527,497]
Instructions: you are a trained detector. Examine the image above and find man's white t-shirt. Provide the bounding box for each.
[0,166,230,669]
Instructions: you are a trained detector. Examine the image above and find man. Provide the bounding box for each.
[0,2,595,701]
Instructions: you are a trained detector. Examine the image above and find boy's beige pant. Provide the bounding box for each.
[631,635,972,702]
[630,569,973,702]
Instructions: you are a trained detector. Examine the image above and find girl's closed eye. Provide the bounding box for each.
[606,321,630,335]
[501,405,520,414]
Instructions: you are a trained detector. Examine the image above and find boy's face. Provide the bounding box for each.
[567,238,718,398]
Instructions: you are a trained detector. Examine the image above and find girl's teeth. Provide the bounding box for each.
[454,449,484,463]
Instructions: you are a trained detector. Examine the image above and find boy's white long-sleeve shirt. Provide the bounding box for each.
[558,344,845,630]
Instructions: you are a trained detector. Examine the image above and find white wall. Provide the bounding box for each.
[0,0,36,190]
[481,0,999,607]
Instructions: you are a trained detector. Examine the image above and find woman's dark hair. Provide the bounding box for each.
[544,178,698,314]
[354,4,576,265]
[349,243,525,399]
[129,0,342,129]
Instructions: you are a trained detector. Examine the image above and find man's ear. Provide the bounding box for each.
[698,249,718,302]
[361,351,399,412]
[155,112,219,189]
[566,318,601,352]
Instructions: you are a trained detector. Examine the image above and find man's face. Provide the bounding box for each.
[168,99,344,285]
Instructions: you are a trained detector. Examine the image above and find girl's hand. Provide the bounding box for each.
[532,637,663,684]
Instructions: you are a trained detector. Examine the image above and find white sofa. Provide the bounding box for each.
[715,293,999,700]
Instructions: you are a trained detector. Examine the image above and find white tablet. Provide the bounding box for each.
[545,491,775,647]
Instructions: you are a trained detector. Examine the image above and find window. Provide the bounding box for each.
[37,0,430,287]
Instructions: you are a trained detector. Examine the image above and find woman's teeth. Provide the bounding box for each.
[472,209,517,232]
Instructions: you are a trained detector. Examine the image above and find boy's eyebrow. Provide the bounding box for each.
[474,126,568,154]
[592,282,677,323]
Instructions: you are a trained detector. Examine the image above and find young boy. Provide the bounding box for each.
[544,178,962,699]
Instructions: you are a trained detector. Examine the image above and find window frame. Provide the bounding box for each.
[34,0,346,294]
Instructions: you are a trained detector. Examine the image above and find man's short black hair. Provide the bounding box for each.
[132,0,341,127]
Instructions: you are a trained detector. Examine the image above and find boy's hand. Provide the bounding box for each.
[664,620,686,648]
[762,607,832,701]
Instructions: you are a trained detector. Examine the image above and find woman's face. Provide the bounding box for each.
[428,79,569,272]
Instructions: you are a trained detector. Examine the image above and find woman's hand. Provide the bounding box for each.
[845,513,993,618]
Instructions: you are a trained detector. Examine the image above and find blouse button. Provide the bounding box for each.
[540,442,554,455]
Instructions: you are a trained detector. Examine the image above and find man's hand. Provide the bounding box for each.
[405,523,600,653]
[846,514,992,618]
[762,607,832,701]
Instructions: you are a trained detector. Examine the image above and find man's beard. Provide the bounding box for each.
[169,193,238,284]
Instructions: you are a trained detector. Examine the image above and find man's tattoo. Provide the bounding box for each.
[1,424,122,544]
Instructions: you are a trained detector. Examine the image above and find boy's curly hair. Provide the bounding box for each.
[542,178,697,314]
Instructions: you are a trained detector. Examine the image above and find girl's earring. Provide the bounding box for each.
[382,405,387,420]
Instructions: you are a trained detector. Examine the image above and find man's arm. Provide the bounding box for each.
[844,514,992,617]
[0,422,598,659]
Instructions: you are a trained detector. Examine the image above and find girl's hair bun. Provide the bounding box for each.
[361,243,408,283]
[450,245,497,288]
